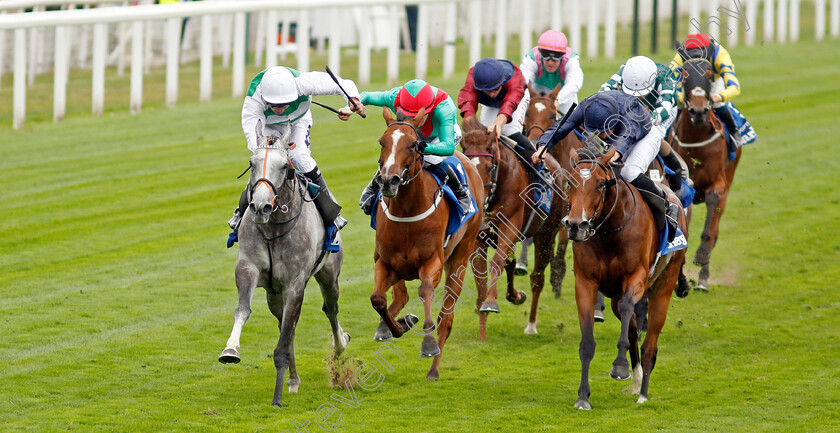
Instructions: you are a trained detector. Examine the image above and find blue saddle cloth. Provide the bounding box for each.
[655,154,696,208]
[370,156,477,236]
[718,102,757,161]
[532,163,553,214]
[658,223,688,256]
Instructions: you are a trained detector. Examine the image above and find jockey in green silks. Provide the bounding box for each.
[357,79,472,216]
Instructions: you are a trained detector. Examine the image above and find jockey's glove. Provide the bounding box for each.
[415,140,428,153]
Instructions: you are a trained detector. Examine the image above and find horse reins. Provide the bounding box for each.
[572,158,636,236]
[463,151,498,212]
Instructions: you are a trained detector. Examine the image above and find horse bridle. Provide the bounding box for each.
[383,120,426,186]
[570,157,636,236]
[249,144,305,241]
[463,148,499,212]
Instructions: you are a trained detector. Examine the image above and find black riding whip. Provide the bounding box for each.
[536,102,577,160]
[310,99,342,115]
[325,65,366,118]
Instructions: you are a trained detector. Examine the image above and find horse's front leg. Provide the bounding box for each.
[374,280,414,341]
[219,262,260,364]
[471,238,490,341]
[574,276,599,410]
[525,228,556,334]
[417,257,444,358]
[370,260,406,338]
[550,230,569,299]
[610,271,646,381]
[694,178,727,290]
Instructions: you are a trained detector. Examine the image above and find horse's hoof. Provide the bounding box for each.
[506,290,527,305]
[593,310,605,323]
[218,348,241,364]
[524,322,538,335]
[398,314,420,333]
[574,399,592,410]
[693,282,709,292]
[514,263,528,276]
[420,340,440,357]
[373,321,393,341]
[610,365,631,380]
[426,370,440,381]
[271,401,283,409]
[692,254,710,266]
[479,300,500,313]
[636,395,648,404]
[288,379,301,394]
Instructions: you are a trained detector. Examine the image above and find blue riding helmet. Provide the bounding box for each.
[583,99,620,133]
[473,58,506,91]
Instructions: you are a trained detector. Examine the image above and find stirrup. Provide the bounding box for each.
[334,215,348,230]
[227,210,242,230]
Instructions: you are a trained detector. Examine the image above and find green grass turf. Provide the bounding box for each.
[1,31,839,433]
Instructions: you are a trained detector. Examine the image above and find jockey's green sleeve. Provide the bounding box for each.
[360,87,458,156]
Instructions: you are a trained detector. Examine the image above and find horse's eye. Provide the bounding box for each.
[564,181,571,190]
[598,181,606,190]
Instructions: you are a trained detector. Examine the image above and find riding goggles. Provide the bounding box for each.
[267,102,291,109]
[539,49,565,61]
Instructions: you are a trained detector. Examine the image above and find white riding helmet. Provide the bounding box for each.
[260,67,298,104]
[621,56,658,97]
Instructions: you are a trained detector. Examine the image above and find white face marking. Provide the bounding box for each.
[535,102,547,112]
[383,129,404,173]
[471,157,481,166]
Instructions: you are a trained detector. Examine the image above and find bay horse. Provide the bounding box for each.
[369,108,485,380]
[460,116,565,337]
[671,58,741,291]
[563,147,689,409]
[218,122,350,408]
[515,83,581,299]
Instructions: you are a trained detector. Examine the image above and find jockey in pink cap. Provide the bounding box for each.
[519,30,584,117]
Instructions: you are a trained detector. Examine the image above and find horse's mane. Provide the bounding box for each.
[462,116,487,135]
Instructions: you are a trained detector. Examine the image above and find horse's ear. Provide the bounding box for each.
[527,84,537,98]
[599,147,618,165]
[568,147,578,166]
[255,120,265,145]
[279,124,292,147]
[383,106,395,125]
[704,68,713,80]
[681,69,689,79]
[412,108,428,128]
[549,82,562,100]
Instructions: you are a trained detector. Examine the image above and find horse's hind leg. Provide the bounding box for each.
[220,263,259,364]
[550,232,569,299]
[516,237,532,275]
[638,261,680,404]
[471,241,490,341]
[525,229,555,334]
[504,258,526,305]
[315,255,349,355]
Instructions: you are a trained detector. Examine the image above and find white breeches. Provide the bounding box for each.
[621,129,661,181]
[479,89,531,136]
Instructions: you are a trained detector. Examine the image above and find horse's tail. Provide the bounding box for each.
[675,260,691,298]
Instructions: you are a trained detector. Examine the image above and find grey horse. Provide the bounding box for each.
[218,122,349,408]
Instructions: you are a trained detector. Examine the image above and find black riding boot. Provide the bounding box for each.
[508,132,537,163]
[714,105,741,154]
[631,174,678,243]
[443,164,472,215]
[303,167,347,229]
[359,173,380,216]
[661,150,685,192]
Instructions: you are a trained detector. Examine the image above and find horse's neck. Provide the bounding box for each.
[384,163,440,216]
[598,179,637,234]
[498,143,523,179]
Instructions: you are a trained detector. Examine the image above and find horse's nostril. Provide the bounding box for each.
[374,175,383,187]
[389,176,401,186]
[262,204,272,215]
[579,220,590,231]
[248,203,256,214]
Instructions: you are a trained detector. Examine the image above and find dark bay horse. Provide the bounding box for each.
[370,108,485,380]
[671,58,741,291]
[219,123,349,408]
[563,147,689,409]
[516,83,581,299]
[460,116,565,337]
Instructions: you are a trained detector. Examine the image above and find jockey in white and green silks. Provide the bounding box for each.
[600,56,686,193]
[357,79,472,216]
[519,30,584,117]
[226,66,365,246]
